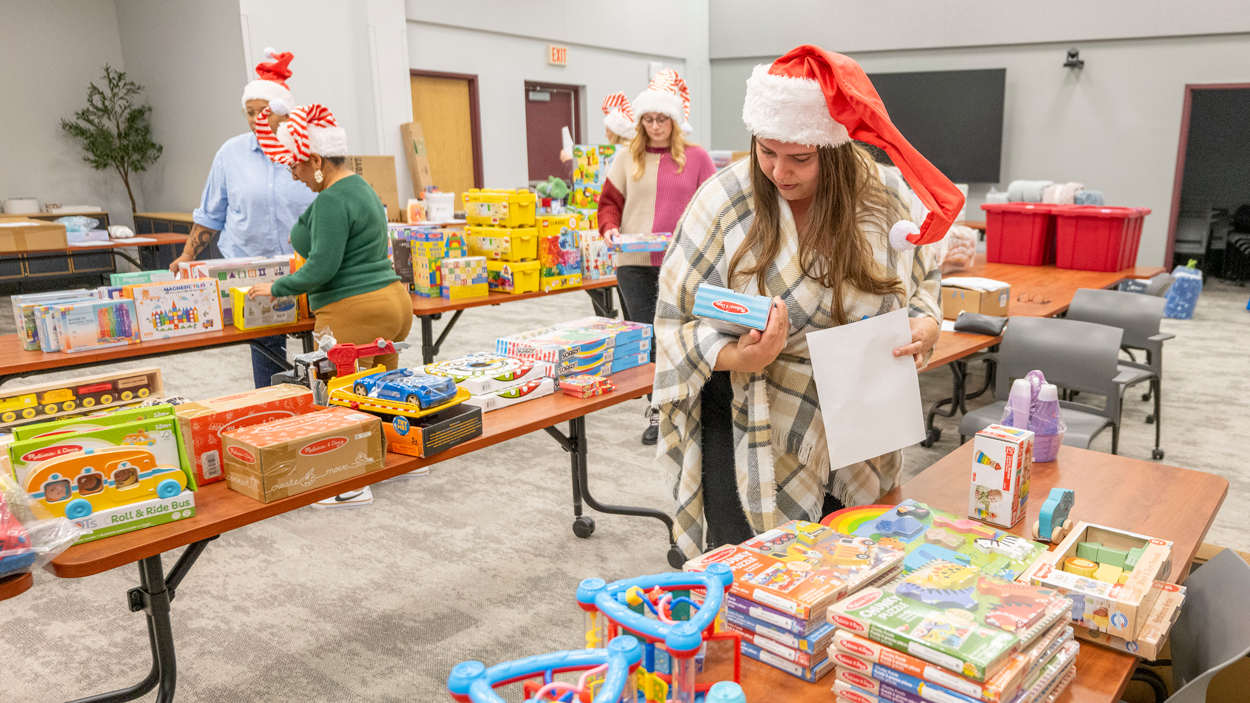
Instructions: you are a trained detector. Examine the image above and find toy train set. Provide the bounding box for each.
[0,369,162,428]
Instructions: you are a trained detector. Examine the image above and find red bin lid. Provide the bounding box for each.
[980,202,1060,213]
[1052,205,1151,218]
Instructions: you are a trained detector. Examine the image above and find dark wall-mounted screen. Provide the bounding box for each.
[865,68,1005,183]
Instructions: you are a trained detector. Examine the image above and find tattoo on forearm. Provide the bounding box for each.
[184,225,218,257]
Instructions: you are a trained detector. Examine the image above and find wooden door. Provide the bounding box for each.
[410,72,482,200]
[525,82,581,184]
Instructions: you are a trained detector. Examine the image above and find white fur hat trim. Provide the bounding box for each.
[633,89,686,131]
[742,65,849,147]
[242,80,292,110]
[604,109,636,140]
[889,220,920,252]
[277,122,349,160]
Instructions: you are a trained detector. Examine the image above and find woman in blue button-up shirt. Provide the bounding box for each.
[172,51,316,387]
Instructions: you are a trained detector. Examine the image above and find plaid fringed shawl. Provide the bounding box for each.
[653,159,943,559]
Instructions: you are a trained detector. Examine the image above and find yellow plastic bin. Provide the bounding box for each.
[466,226,539,262]
[536,213,582,239]
[462,189,537,228]
[487,260,541,294]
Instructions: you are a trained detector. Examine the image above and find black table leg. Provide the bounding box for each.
[246,339,294,371]
[922,360,968,447]
[297,330,314,354]
[69,537,214,703]
[544,416,684,569]
[418,310,464,364]
[587,287,619,318]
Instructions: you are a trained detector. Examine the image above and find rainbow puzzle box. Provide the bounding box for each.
[970,424,1034,528]
[126,279,223,341]
[44,298,139,353]
[693,284,773,335]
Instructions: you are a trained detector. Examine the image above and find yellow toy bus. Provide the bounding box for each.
[23,447,187,519]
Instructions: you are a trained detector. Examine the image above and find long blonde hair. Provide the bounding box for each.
[630,120,688,180]
[607,132,630,146]
[728,137,904,325]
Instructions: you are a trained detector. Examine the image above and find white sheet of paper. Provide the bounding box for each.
[807,308,926,470]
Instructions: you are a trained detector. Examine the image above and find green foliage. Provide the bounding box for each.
[60,65,163,213]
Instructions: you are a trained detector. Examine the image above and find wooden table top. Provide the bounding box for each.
[0,572,33,601]
[0,320,317,379]
[411,277,618,316]
[20,232,188,255]
[703,444,1229,703]
[48,364,656,579]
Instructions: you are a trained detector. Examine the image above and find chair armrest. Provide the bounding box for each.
[1149,333,1175,343]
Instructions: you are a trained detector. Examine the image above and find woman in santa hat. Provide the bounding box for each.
[601,92,635,145]
[597,69,718,445]
[654,47,963,556]
[175,49,316,388]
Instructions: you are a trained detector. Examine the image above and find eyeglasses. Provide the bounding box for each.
[641,115,671,126]
[1017,292,1052,304]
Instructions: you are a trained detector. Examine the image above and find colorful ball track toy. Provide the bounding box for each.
[577,565,740,703]
[447,635,643,703]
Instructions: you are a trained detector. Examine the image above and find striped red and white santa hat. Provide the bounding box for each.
[601,92,635,140]
[742,45,965,250]
[633,69,691,135]
[254,103,348,165]
[242,48,294,111]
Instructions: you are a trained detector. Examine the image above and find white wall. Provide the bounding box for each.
[0,0,135,224]
[406,2,707,189]
[114,0,244,216]
[710,34,1250,268]
[707,0,1250,57]
[239,0,415,200]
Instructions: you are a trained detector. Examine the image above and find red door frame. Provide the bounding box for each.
[1167,82,1250,266]
[410,69,484,188]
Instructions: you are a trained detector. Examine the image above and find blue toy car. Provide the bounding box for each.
[351,368,458,410]
[1033,488,1075,543]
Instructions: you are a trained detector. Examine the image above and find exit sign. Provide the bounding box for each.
[547,44,568,66]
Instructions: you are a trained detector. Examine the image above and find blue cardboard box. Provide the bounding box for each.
[693,284,772,335]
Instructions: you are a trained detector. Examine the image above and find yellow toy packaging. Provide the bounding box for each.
[537,214,581,239]
[441,256,489,299]
[462,189,537,228]
[9,414,189,489]
[0,367,162,429]
[229,287,300,330]
[487,260,541,294]
[466,226,538,262]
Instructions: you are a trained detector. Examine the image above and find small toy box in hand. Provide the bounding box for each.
[221,407,384,503]
[613,232,672,253]
[229,288,300,330]
[175,385,316,485]
[969,424,1034,528]
[693,284,773,335]
[559,375,616,399]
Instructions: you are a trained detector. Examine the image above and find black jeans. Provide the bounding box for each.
[700,371,845,551]
[615,265,659,363]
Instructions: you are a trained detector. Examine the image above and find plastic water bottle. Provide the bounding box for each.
[1031,383,1064,461]
[706,681,747,703]
[1005,378,1032,429]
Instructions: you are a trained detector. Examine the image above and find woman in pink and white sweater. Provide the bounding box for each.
[598,69,717,444]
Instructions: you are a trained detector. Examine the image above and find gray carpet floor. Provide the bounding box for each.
[2,281,1247,702]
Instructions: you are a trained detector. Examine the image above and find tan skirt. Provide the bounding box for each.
[312,281,413,370]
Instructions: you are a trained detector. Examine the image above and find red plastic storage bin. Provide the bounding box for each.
[981,203,1057,266]
[1053,206,1151,271]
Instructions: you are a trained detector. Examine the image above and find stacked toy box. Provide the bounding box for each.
[463,190,545,295]
[440,256,488,299]
[827,560,1078,703]
[391,225,468,297]
[568,144,622,225]
[495,317,652,378]
[424,352,554,413]
[579,230,615,280]
[177,256,294,326]
[683,520,905,682]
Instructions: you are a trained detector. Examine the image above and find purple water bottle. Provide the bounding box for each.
[1030,383,1063,461]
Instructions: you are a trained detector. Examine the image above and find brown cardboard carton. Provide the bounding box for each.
[175,384,315,485]
[399,122,434,195]
[1073,581,1185,659]
[0,216,69,252]
[221,407,384,503]
[381,403,482,458]
[942,283,1011,319]
[344,156,402,223]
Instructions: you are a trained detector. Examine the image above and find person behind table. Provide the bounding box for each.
[597,69,717,446]
[653,46,964,557]
[601,92,635,146]
[173,48,316,388]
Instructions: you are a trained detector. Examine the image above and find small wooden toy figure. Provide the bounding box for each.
[1033,488,1076,543]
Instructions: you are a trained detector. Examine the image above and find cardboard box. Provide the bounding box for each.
[942,282,1011,319]
[344,155,402,223]
[1072,581,1185,659]
[110,270,174,287]
[0,367,162,430]
[0,216,68,253]
[221,407,384,502]
[969,424,1034,528]
[229,287,300,330]
[182,256,294,325]
[580,231,615,280]
[693,284,772,335]
[175,385,315,485]
[126,279,223,341]
[11,289,99,351]
[379,403,482,458]
[13,403,175,442]
[399,122,434,195]
[69,491,196,544]
[462,377,553,413]
[423,353,548,395]
[53,298,141,353]
[8,414,188,487]
[440,256,488,299]
[1021,522,1174,640]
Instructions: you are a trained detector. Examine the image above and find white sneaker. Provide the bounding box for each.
[311,486,374,509]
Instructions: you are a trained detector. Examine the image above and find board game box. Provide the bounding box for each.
[740,640,833,683]
[423,353,547,395]
[684,520,905,622]
[826,560,1072,682]
[724,607,834,654]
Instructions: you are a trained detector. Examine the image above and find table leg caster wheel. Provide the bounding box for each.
[667,546,686,569]
[572,516,596,538]
[1141,391,1151,401]
[1152,448,1165,460]
[921,427,941,448]
[1146,414,1156,424]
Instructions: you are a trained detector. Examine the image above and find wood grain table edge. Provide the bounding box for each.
[48,365,657,579]
[0,572,34,601]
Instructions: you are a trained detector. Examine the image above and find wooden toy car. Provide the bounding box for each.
[22,446,188,519]
[1033,488,1075,543]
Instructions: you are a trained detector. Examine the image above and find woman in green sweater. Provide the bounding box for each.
[249,103,411,369]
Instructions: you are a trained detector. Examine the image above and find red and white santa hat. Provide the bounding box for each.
[254,104,348,165]
[242,48,295,111]
[633,69,692,135]
[602,92,635,140]
[742,45,964,250]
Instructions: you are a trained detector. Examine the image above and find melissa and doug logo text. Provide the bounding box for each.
[711,300,748,315]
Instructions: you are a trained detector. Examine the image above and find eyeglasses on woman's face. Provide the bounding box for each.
[641,114,670,126]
